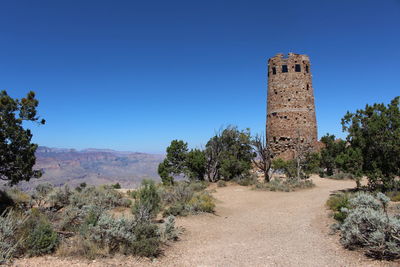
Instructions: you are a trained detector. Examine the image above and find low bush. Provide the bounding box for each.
[24,221,58,256]
[32,183,54,208]
[325,173,355,180]
[217,180,226,187]
[339,192,400,260]
[85,213,161,257]
[2,189,31,211]
[160,182,194,205]
[70,185,129,210]
[20,208,58,256]
[188,181,209,192]
[47,185,72,210]
[234,173,257,186]
[132,179,161,219]
[387,191,400,202]
[159,215,179,242]
[56,236,108,260]
[112,183,121,189]
[187,192,215,213]
[0,209,28,264]
[254,178,315,192]
[326,193,352,222]
[162,202,187,217]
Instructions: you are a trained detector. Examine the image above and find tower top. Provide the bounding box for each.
[268,53,310,63]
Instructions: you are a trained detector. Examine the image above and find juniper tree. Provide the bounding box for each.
[0,90,45,185]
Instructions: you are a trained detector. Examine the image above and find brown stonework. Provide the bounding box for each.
[266,53,318,160]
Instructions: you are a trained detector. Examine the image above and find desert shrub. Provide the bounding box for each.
[325,173,355,180]
[340,192,400,260]
[187,192,215,213]
[47,185,72,210]
[217,180,226,187]
[188,181,209,192]
[2,188,31,211]
[31,183,54,208]
[234,172,257,186]
[387,191,400,202]
[58,205,104,233]
[162,202,187,217]
[70,185,129,210]
[326,193,352,222]
[128,223,160,257]
[160,181,215,217]
[20,208,58,256]
[0,209,28,264]
[160,182,194,205]
[128,190,137,199]
[159,215,179,242]
[24,221,58,256]
[75,182,87,192]
[254,178,315,192]
[132,179,161,219]
[86,213,161,257]
[111,183,121,189]
[56,236,108,260]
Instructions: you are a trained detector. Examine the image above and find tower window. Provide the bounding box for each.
[306,65,309,73]
[272,67,276,75]
[306,84,309,90]
[295,64,301,72]
[282,65,288,73]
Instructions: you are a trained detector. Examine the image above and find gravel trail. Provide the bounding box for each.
[13,177,395,267]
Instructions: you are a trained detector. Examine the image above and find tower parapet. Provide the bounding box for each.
[266,53,318,160]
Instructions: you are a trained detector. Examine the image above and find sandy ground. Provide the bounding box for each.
[13,177,398,267]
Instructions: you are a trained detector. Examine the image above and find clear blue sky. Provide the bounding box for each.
[1,0,399,153]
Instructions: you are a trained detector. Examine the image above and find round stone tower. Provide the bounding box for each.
[266,53,318,160]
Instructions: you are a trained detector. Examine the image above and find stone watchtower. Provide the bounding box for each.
[266,53,318,160]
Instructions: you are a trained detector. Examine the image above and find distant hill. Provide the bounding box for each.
[16,146,165,190]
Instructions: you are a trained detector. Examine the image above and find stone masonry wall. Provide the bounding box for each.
[266,53,318,160]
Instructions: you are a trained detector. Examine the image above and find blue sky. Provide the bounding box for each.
[1,0,399,153]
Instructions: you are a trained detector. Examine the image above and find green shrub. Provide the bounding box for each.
[326,193,352,223]
[340,192,400,260]
[128,223,160,257]
[20,208,58,256]
[112,183,121,189]
[128,190,137,199]
[217,180,226,187]
[24,222,58,256]
[132,179,161,220]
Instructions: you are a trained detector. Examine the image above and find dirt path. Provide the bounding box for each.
[13,177,395,267]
